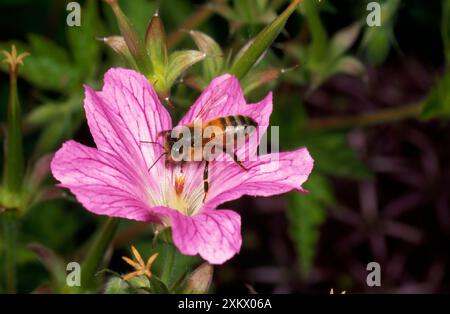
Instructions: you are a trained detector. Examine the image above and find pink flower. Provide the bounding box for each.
[51,68,313,264]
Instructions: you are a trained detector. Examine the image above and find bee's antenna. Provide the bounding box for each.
[148,152,167,172]
[140,140,165,150]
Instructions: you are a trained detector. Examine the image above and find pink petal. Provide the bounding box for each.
[204,148,314,208]
[51,140,155,222]
[178,74,272,129]
[84,68,172,181]
[177,73,272,160]
[166,208,242,264]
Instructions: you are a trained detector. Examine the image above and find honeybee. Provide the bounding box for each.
[143,115,258,202]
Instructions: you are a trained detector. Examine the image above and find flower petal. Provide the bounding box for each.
[51,140,155,222]
[84,67,172,180]
[166,209,242,264]
[178,73,273,160]
[178,74,272,130]
[204,148,314,208]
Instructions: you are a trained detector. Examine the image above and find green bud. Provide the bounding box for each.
[230,0,302,79]
[166,50,207,91]
[145,12,168,75]
[1,45,28,208]
[104,0,152,74]
[183,263,213,294]
[190,30,224,81]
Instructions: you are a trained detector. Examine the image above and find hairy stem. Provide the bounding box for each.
[160,240,176,286]
[2,211,18,293]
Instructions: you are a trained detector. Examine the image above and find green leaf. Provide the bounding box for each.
[81,218,119,291]
[420,71,450,119]
[67,0,102,78]
[104,277,131,294]
[149,275,170,294]
[28,243,67,291]
[303,133,371,179]
[360,0,400,66]
[328,22,361,61]
[361,27,391,66]
[241,67,282,95]
[301,0,328,64]
[101,36,137,69]
[145,13,168,75]
[230,0,301,79]
[106,0,152,74]
[104,276,151,294]
[190,30,224,82]
[165,50,206,91]
[288,173,333,277]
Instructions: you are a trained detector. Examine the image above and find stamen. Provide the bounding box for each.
[175,174,186,196]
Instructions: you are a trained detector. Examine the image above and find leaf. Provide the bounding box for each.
[360,0,400,66]
[28,243,67,291]
[301,0,328,64]
[105,0,152,74]
[328,22,361,61]
[149,275,170,294]
[67,0,102,78]
[230,0,301,79]
[303,133,371,179]
[190,30,224,82]
[145,13,168,75]
[165,50,206,90]
[104,276,150,294]
[241,67,283,95]
[420,71,450,119]
[333,56,366,79]
[361,27,391,66]
[288,173,334,277]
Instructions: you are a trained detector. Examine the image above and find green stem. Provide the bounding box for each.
[2,211,18,293]
[80,218,119,291]
[4,65,24,196]
[160,241,176,286]
[305,103,422,130]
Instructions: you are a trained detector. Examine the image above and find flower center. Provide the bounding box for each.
[164,172,204,216]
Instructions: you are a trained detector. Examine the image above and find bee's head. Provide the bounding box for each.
[163,130,185,162]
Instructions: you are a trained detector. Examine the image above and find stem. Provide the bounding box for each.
[305,103,422,130]
[160,241,176,286]
[4,64,24,196]
[81,218,119,291]
[2,211,18,293]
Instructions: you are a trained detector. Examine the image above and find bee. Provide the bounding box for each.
[143,115,258,202]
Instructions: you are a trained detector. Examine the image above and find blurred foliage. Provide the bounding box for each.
[0,0,448,293]
[288,173,334,276]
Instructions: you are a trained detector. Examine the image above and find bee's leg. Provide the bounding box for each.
[202,160,210,203]
[224,147,249,171]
